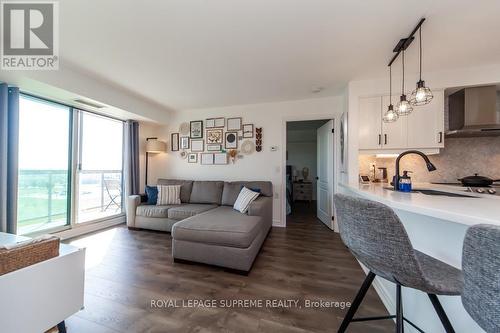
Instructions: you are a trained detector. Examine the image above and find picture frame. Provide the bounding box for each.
[206,117,225,128]
[188,153,198,163]
[243,124,254,138]
[227,117,242,131]
[225,131,238,149]
[206,118,215,128]
[190,120,203,138]
[191,139,204,152]
[171,133,179,151]
[214,153,228,165]
[206,129,223,144]
[201,153,214,165]
[207,144,222,152]
[180,136,190,149]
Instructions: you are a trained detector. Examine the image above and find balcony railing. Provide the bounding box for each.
[17,169,123,235]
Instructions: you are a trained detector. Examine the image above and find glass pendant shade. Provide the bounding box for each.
[383,104,399,123]
[396,94,413,116]
[410,80,433,106]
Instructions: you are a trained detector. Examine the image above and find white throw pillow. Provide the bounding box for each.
[157,185,181,205]
[233,187,260,213]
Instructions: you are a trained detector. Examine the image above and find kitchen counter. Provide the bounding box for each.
[338,182,495,333]
[339,182,500,226]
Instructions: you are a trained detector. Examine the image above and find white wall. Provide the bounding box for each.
[144,96,345,226]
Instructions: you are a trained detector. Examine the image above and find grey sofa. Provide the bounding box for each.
[127,179,273,272]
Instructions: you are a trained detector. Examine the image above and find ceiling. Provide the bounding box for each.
[60,0,500,111]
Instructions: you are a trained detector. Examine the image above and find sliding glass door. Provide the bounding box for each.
[17,96,71,235]
[76,111,124,223]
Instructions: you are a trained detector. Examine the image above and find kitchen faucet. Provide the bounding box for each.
[393,150,437,191]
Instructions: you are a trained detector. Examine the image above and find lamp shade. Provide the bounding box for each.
[146,139,166,153]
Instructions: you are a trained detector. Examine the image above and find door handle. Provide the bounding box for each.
[438,131,443,143]
[378,134,381,145]
[384,134,388,145]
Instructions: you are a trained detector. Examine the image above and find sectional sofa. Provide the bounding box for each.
[127,179,273,273]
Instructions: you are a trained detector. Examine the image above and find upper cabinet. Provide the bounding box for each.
[358,90,444,152]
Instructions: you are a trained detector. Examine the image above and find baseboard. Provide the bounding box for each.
[272,219,284,227]
[54,215,126,240]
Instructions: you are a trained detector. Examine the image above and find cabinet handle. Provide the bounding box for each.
[378,134,381,145]
[384,134,388,145]
[438,131,443,143]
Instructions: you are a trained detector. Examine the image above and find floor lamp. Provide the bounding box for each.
[145,137,166,187]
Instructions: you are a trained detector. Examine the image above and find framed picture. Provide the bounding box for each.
[171,133,179,151]
[214,153,228,165]
[227,117,242,131]
[188,153,197,163]
[207,144,222,152]
[225,131,238,149]
[243,124,254,138]
[201,153,214,165]
[206,129,223,144]
[190,120,203,138]
[180,136,190,149]
[214,118,225,128]
[206,118,215,128]
[191,139,204,152]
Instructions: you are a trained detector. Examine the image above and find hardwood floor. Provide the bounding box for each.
[64,203,393,333]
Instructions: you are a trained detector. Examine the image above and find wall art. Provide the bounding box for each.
[188,153,198,163]
[214,153,228,165]
[179,122,190,136]
[180,136,190,149]
[255,127,262,152]
[207,129,223,144]
[243,124,254,138]
[191,139,204,152]
[207,144,222,152]
[206,117,225,128]
[240,140,255,155]
[225,131,238,149]
[201,153,214,165]
[227,117,242,131]
[171,133,179,151]
[190,120,203,138]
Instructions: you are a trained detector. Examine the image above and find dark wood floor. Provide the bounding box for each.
[64,202,393,333]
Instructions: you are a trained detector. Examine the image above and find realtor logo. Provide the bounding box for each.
[1,1,59,70]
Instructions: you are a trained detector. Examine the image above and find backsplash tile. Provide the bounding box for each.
[359,137,500,183]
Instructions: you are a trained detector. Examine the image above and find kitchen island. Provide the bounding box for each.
[339,182,499,333]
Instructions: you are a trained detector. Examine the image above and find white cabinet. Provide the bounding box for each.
[359,91,445,152]
[407,90,445,148]
[359,97,382,150]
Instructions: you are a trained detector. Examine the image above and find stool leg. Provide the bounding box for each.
[338,271,376,333]
[396,284,404,333]
[428,294,455,333]
[57,321,67,333]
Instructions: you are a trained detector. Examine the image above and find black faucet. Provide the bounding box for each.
[393,150,437,191]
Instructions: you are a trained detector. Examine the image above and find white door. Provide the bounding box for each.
[381,96,408,149]
[317,120,334,229]
[358,97,382,150]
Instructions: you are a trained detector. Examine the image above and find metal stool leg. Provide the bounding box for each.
[428,294,455,333]
[338,271,376,333]
[396,284,404,333]
[57,321,67,333]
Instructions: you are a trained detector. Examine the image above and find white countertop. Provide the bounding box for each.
[340,182,500,226]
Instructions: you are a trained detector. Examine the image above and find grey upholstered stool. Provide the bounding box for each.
[334,194,463,333]
[462,224,500,333]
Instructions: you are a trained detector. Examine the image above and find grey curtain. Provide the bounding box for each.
[123,120,140,200]
[0,83,19,234]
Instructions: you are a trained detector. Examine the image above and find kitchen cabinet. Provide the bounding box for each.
[407,90,445,148]
[359,91,444,152]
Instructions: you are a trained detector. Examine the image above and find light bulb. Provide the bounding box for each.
[396,95,413,116]
[383,105,399,123]
[410,80,433,106]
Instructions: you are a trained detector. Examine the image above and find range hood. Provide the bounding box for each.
[446,85,500,137]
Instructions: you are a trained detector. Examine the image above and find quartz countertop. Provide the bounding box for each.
[339,182,500,226]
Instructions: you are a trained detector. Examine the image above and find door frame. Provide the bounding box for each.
[281,114,338,230]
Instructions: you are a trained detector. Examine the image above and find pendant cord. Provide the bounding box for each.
[419,26,422,81]
[389,66,392,104]
[402,50,405,94]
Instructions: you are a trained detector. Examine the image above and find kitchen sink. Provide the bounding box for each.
[384,187,476,198]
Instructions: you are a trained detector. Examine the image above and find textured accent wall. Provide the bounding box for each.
[359,137,500,183]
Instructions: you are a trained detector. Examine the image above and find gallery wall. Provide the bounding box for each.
[143,96,345,226]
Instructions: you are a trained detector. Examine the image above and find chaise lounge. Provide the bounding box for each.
[127,179,273,273]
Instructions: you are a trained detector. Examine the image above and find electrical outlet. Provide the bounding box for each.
[270,146,278,151]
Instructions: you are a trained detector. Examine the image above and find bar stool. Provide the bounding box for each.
[462,224,500,333]
[334,194,462,333]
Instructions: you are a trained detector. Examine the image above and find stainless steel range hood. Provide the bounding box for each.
[446,85,500,137]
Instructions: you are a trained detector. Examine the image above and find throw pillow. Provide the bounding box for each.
[233,187,260,213]
[157,185,181,205]
[240,185,261,193]
[145,185,158,205]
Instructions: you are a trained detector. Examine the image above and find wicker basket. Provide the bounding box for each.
[0,237,60,276]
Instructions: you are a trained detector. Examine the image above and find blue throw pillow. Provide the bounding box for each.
[240,185,261,193]
[145,186,158,205]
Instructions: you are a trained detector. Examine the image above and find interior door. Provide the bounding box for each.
[317,120,334,229]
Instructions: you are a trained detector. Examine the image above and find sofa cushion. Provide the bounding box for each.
[167,204,218,220]
[145,185,158,205]
[172,206,263,248]
[222,181,273,206]
[136,205,178,218]
[189,181,224,204]
[157,179,193,203]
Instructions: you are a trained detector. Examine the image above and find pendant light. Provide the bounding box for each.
[396,49,413,116]
[410,25,433,105]
[383,65,399,123]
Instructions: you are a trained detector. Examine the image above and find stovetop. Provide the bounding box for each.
[431,182,500,196]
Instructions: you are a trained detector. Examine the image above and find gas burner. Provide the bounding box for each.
[432,182,500,196]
